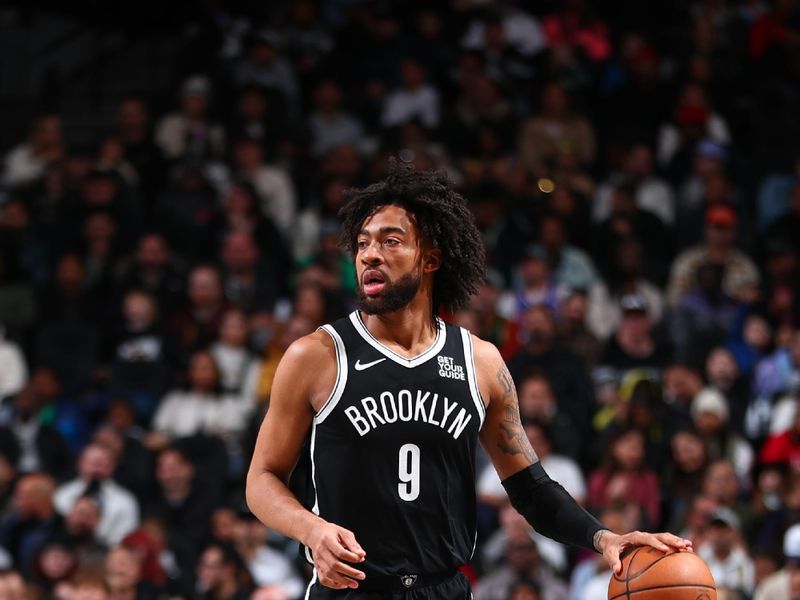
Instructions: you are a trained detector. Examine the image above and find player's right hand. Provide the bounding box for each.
[307,522,367,589]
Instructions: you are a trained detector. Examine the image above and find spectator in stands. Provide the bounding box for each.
[657,83,731,174]
[56,495,108,571]
[150,350,254,465]
[210,308,259,405]
[0,329,26,402]
[3,114,64,188]
[670,262,741,364]
[587,239,664,341]
[308,80,365,158]
[0,197,50,289]
[701,459,754,540]
[227,85,290,162]
[591,181,670,285]
[0,474,60,575]
[518,374,583,461]
[761,239,800,329]
[0,369,71,478]
[519,82,596,177]
[474,516,568,600]
[230,137,296,239]
[667,204,760,306]
[115,96,165,203]
[167,265,228,357]
[155,75,225,162]
[104,545,161,600]
[497,247,570,323]
[217,181,290,275]
[594,143,676,226]
[381,57,440,130]
[53,443,139,547]
[444,72,516,162]
[541,0,611,63]
[727,313,773,379]
[760,406,800,470]
[663,428,710,523]
[691,388,754,488]
[196,542,252,600]
[465,279,520,361]
[765,182,800,256]
[31,536,78,596]
[115,233,185,317]
[91,424,151,506]
[530,214,598,292]
[599,293,671,378]
[698,507,755,596]
[231,514,304,597]
[705,346,751,436]
[146,446,217,596]
[232,32,299,107]
[755,522,800,600]
[154,164,220,262]
[219,230,282,314]
[588,428,661,528]
[752,329,800,429]
[558,291,602,368]
[508,305,594,439]
[106,289,172,420]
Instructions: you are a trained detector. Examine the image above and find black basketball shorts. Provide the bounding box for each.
[305,571,472,600]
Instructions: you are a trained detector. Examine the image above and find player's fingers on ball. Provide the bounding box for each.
[643,534,670,552]
[661,533,693,550]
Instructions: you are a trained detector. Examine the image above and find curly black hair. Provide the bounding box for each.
[338,161,486,313]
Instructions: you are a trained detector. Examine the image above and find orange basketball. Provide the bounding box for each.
[608,546,717,600]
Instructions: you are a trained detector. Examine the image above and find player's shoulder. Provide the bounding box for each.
[280,329,337,373]
[464,331,505,373]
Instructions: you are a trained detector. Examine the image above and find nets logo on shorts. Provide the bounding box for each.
[400,575,417,588]
[437,355,465,381]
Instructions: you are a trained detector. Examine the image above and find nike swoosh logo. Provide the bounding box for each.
[354,358,386,371]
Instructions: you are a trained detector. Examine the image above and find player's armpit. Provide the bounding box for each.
[473,338,538,480]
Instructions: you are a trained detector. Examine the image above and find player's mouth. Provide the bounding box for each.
[362,270,387,295]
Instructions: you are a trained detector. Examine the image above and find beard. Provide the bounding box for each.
[357,271,421,315]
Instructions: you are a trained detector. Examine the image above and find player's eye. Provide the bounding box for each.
[384,238,400,247]
[357,240,368,250]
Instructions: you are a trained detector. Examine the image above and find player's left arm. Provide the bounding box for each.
[473,336,691,574]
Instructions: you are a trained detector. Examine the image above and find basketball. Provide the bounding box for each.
[608,546,717,600]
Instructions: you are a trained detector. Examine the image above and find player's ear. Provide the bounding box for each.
[423,248,441,273]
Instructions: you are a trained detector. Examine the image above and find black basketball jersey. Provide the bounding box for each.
[306,310,486,581]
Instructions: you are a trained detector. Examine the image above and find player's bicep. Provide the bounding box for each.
[248,336,329,481]
[476,344,538,480]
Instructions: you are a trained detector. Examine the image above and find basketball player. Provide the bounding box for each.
[246,164,691,598]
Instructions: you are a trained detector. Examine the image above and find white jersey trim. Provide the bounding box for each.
[461,328,486,428]
[315,325,348,424]
[303,421,320,567]
[349,311,446,368]
[304,569,317,600]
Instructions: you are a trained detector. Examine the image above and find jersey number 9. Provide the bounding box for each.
[398,443,420,501]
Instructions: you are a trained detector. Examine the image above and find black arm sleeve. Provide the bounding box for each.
[501,462,606,552]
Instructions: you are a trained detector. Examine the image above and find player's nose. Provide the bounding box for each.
[360,240,383,264]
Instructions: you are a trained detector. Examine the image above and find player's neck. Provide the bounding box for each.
[360,295,438,357]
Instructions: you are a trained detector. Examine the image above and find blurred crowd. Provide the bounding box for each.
[1,0,800,599]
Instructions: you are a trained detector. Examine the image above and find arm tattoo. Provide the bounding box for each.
[592,529,609,553]
[495,365,537,464]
